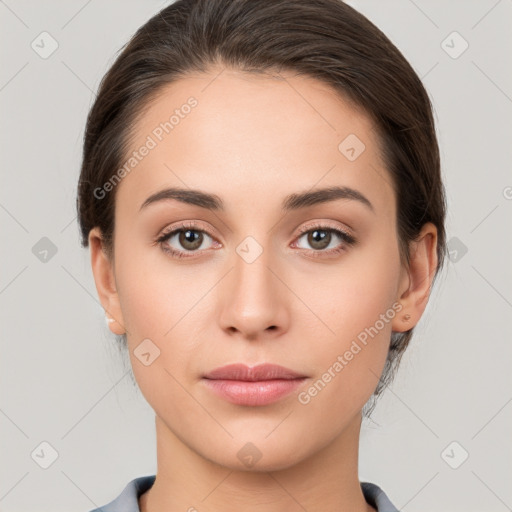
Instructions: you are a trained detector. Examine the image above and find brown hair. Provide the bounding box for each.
[77,0,447,417]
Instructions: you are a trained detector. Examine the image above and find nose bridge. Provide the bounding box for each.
[218,234,287,336]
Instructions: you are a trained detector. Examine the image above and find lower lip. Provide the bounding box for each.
[202,378,306,406]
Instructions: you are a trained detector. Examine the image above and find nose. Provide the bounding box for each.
[217,243,289,340]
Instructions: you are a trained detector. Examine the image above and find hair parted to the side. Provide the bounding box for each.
[76,0,447,418]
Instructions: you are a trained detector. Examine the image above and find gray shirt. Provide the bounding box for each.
[88,475,399,512]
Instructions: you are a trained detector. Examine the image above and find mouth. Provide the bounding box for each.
[202,363,308,406]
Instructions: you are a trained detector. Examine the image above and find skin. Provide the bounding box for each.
[89,66,438,512]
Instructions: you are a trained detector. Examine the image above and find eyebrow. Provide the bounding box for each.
[139,185,374,213]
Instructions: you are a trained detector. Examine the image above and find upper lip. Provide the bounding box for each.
[203,363,306,381]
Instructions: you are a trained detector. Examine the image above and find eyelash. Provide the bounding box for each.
[155,221,357,260]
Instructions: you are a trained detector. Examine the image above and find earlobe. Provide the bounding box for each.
[88,227,127,335]
[392,222,438,333]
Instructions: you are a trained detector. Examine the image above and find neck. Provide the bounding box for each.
[139,411,375,512]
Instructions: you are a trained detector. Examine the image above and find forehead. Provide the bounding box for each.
[115,67,394,217]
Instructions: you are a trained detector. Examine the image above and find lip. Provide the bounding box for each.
[202,363,308,406]
[203,363,306,381]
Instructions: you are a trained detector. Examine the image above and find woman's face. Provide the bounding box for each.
[94,67,413,470]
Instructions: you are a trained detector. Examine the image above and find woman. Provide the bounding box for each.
[77,0,446,510]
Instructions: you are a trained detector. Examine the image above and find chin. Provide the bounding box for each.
[198,433,315,473]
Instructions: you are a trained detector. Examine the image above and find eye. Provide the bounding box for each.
[156,222,217,259]
[293,223,356,257]
[156,221,356,260]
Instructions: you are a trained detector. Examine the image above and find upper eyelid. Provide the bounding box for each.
[296,220,354,235]
[158,221,215,242]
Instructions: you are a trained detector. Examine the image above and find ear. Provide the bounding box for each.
[88,227,126,335]
[392,222,438,333]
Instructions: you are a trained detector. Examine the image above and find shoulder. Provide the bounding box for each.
[87,475,156,512]
[361,481,400,512]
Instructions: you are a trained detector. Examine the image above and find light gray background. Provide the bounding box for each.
[1,1,511,511]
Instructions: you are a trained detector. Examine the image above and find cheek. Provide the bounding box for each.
[323,237,401,335]
[302,237,402,407]
[115,256,206,414]
[113,243,214,384]
[114,235,201,336]
[297,298,396,429]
